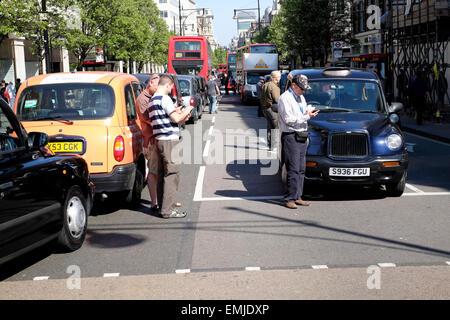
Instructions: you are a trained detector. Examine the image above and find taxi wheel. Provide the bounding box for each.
[386,172,406,197]
[57,186,88,252]
[126,168,144,209]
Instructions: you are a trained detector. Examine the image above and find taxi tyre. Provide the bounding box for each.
[57,186,88,252]
[191,107,199,124]
[385,171,406,197]
[125,168,144,209]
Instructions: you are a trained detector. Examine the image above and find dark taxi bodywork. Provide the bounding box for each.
[0,98,94,264]
[282,68,408,196]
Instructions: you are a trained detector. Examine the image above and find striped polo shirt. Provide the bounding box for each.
[148,94,180,140]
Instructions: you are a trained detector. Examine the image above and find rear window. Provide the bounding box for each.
[16,83,115,121]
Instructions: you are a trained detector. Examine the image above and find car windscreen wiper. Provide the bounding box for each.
[320,107,352,112]
[33,116,74,124]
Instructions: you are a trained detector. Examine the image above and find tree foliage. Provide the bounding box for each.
[0,0,171,70]
[212,46,227,68]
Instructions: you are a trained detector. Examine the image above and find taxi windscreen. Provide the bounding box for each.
[16,83,115,121]
[303,80,385,113]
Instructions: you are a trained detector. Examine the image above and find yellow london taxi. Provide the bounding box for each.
[14,72,146,207]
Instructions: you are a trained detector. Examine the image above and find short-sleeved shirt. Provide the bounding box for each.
[148,94,179,141]
[206,80,218,96]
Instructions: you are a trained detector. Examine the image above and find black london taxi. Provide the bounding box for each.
[0,97,94,264]
[281,67,408,197]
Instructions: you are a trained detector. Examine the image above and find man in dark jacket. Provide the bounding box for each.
[260,70,281,150]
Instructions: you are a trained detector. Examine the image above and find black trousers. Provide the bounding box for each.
[263,108,279,149]
[282,132,307,202]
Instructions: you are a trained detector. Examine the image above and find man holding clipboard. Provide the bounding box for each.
[148,75,193,218]
[278,74,320,209]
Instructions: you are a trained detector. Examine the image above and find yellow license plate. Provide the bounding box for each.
[48,141,83,153]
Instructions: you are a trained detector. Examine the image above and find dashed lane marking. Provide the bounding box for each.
[312,265,329,269]
[103,273,120,278]
[175,269,191,274]
[33,276,49,281]
[378,263,397,268]
[245,267,261,271]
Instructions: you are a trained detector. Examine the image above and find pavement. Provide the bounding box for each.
[400,112,450,144]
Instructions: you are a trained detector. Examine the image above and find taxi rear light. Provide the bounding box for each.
[190,97,194,106]
[306,161,317,167]
[382,161,400,167]
[113,136,125,162]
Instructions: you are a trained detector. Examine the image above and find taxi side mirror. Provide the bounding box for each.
[389,102,403,114]
[27,132,49,150]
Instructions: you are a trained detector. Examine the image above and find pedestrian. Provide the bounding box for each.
[15,78,21,94]
[0,80,6,101]
[136,73,161,212]
[261,70,281,150]
[147,75,193,219]
[278,74,319,209]
[7,81,15,109]
[409,70,431,125]
[206,75,221,114]
[225,73,230,95]
[256,76,265,117]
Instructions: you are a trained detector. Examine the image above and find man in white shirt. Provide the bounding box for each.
[278,74,319,209]
[148,75,193,218]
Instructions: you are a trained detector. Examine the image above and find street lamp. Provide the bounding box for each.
[233,0,261,34]
[40,0,51,73]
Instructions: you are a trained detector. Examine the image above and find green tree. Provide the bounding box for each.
[212,46,227,68]
[0,0,70,69]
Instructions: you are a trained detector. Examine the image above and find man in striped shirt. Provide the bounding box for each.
[148,75,193,218]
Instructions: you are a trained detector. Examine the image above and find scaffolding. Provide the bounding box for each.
[387,0,450,120]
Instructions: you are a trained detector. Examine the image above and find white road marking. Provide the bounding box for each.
[203,140,211,158]
[312,265,329,269]
[245,267,261,271]
[103,273,120,278]
[193,166,206,201]
[193,192,449,202]
[405,184,426,193]
[378,263,396,268]
[175,269,191,274]
[405,132,450,147]
[212,116,216,124]
[446,262,450,266]
[208,125,214,136]
[33,276,49,281]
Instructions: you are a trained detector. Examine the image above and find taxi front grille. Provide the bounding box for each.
[329,133,368,158]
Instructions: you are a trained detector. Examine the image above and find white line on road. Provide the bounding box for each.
[193,166,206,201]
[208,125,214,136]
[33,276,49,281]
[378,263,396,268]
[405,132,450,147]
[203,140,211,158]
[245,267,261,271]
[175,269,191,274]
[405,184,426,193]
[312,265,329,269]
[103,273,120,278]
[403,192,450,196]
[446,262,450,266]
[212,116,215,124]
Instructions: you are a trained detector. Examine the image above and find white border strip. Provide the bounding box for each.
[33,276,49,281]
[245,267,261,271]
[103,273,120,278]
[175,269,191,274]
[378,263,396,268]
[312,265,329,269]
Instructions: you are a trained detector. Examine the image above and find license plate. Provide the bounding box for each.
[48,141,83,154]
[329,167,370,177]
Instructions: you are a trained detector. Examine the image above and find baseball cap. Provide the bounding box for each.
[292,74,312,90]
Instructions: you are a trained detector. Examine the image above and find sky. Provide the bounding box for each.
[194,0,275,47]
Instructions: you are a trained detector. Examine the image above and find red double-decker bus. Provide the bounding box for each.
[218,64,227,74]
[237,43,278,55]
[168,36,212,80]
[226,52,237,92]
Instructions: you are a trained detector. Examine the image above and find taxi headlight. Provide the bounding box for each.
[386,134,402,150]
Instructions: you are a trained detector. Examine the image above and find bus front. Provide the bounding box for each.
[168,37,209,79]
